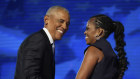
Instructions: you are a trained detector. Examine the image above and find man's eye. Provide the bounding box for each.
[59,19,64,23]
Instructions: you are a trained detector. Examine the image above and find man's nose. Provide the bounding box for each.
[62,22,68,30]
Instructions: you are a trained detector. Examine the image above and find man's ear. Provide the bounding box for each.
[44,15,49,24]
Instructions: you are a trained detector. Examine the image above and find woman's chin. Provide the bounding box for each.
[86,42,90,45]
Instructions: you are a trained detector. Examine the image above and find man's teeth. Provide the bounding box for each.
[57,30,63,33]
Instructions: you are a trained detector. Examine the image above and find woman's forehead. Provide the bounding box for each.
[89,18,96,22]
[87,18,96,25]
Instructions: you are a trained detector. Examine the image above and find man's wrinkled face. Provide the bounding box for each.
[44,10,70,41]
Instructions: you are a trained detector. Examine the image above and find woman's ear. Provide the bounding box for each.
[98,28,104,37]
[95,28,104,40]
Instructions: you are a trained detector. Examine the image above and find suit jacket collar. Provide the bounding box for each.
[43,27,54,45]
[39,29,52,46]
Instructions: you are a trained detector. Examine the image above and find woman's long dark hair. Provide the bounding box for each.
[90,14,129,79]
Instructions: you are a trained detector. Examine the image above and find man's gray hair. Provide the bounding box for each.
[46,6,69,15]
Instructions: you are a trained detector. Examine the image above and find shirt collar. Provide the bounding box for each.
[43,27,54,44]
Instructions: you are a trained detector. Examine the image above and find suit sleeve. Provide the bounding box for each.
[22,39,44,79]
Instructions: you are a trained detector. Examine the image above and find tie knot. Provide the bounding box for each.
[51,43,55,54]
[51,43,55,48]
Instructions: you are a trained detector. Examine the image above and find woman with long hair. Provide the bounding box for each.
[76,14,129,79]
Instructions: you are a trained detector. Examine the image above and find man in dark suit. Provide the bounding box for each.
[14,6,70,79]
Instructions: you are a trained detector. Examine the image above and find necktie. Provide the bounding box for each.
[52,43,55,54]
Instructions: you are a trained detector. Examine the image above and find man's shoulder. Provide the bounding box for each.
[21,30,47,47]
[24,30,45,42]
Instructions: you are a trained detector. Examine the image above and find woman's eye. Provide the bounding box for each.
[86,27,89,30]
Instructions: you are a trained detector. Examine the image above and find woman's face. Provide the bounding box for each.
[84,18,99,44]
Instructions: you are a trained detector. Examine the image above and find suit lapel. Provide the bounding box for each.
[39,29,55,56]
[39,29,51,45]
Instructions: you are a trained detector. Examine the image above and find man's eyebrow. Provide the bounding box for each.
[59,19,64,21]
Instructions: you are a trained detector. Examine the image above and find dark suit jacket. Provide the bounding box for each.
[14,29,55,79]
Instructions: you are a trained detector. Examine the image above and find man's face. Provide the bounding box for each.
[44,10,70,41]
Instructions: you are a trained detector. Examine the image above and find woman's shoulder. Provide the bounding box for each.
[84,46,104,63]
[84,45,101,54]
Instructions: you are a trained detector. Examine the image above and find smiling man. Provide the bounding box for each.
[14,6,70,79]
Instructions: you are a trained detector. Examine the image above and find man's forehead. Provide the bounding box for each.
[57,12,69,20]
[52,10,69,18]
[51,9,69,15]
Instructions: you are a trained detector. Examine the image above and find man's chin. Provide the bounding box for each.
[55,36,62,40]
[55,38,61,40]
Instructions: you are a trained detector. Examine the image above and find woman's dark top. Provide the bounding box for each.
[84,38,119,79]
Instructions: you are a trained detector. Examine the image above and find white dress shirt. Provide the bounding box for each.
[43,27,55,53]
